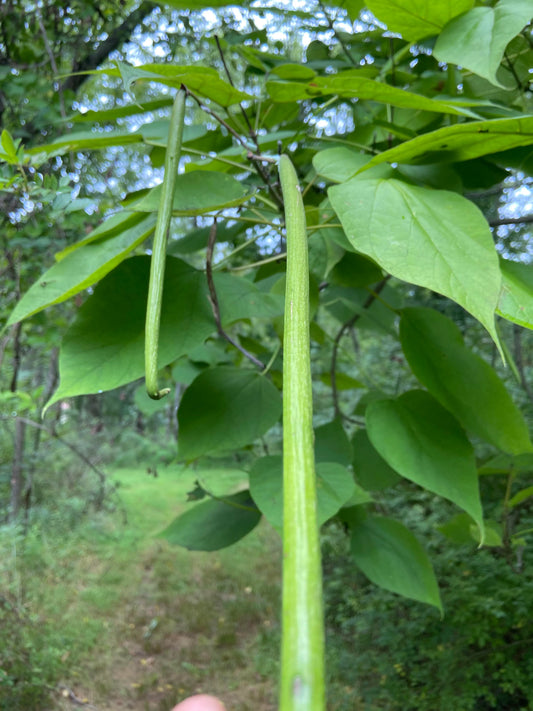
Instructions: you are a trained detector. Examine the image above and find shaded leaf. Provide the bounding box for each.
[366,390,484,537]
[45,257,215,409]
[400,307,532,454]
[438,513,502,547]
[177,367,282,460]
[130,171,251,215]
[315,418,353,466]
[352,428,402,490]
[159,491,261,551]
[249,455,357,532]
[329,178,501,344]
[350,514,442,611]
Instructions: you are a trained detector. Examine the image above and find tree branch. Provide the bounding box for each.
[61,1,157,94]
[206,220,265,369]
[489,215,533,227]
[317,0,357,66]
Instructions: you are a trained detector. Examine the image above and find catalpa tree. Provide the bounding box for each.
[2,0,533,708]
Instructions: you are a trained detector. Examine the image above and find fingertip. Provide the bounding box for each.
[172,693,226,711]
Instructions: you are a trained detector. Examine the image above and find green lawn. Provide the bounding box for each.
[1,465,282,711]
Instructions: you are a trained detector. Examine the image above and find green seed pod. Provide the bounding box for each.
[145,88,186,400]
[279,154,325,711]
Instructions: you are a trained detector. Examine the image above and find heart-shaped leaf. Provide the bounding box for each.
[366,389,484,538]
[350,514,442,612]
[329,178,501,345]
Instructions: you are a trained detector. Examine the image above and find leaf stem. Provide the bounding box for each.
[145,88,186,399]
[279,154,325,711]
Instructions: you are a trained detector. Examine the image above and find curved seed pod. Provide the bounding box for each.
[279,154,325,711]
[145,88,186,399]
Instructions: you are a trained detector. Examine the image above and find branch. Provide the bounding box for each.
[330,277,390,419]
[206,220,265,369]
[489,215,533,227]
[317,0,357,66]
[214,35,255,138]
[61,1,157,94]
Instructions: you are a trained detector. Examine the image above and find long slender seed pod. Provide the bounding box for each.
[145,88,186,399]
[279,154,325,711]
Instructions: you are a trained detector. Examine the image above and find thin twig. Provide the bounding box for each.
[330,276,390,419]
[36,11,66,119]
[206,220,265,369]
[214,35,255,137]
[317,0,356,66]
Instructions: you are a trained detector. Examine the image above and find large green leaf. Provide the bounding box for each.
[177,367,282,460]
[102,61,251,107]
[45,257,215,410]
[266,72,481,117]
[350,514,442,611]
[213,273,285,320]
[366,390,484,537]
[497,257,533,330]
[328,178,501,344]
[358,117,533,170]
[366,0,473,41]
[130,172,251,215]
[55,211,148,261]
[7,215,155,326]
[26,130,143,157]
[159,491,261,551]
[45,257,284,408]
[248,455,357,532]
[400,307,532,454]
[312,147,393,183]
[434,0,533,88]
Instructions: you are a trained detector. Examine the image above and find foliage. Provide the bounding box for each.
[323,524,533,711]
[2,0,533,707]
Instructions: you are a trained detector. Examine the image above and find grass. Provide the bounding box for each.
[0,464,282,711]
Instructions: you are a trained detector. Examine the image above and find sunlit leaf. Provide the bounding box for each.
[497,257,533,330]
[266,71,481,117]
[358,117,533,170]
[177,367,282,460]
[366,0,474,41]
[329,178,501,345]
[7,216,155,325]
[434,0,533,88]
